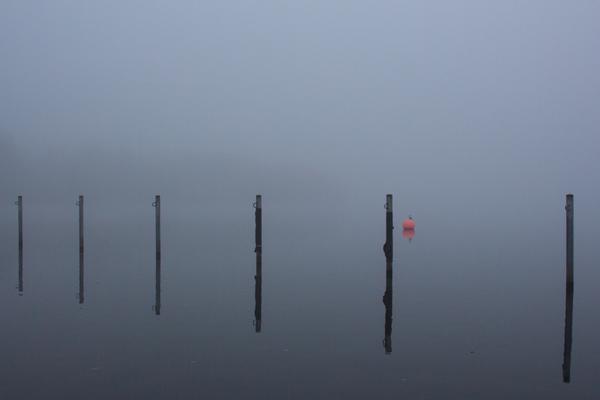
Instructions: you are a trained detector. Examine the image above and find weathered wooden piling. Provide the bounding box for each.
[17,195,23,251]
[254,195,262,253]
[154,195,161,260]
[383,194,393,261]
[382,194,394,353]
[254,195,262,332]
[563,193,574,382]
[77,195,84,304]
[153,195,161,315]
[16,196,23,294]
[565,194,574,287]
[78,196,84,254]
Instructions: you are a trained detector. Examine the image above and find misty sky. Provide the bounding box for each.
[1,1,599,212]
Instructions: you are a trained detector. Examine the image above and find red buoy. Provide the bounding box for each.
[402,216,415,230]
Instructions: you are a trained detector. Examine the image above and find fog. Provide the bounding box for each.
[3,3,600,398]
[1,1,599,217]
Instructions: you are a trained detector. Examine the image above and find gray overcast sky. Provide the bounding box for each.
[1,1,599,213]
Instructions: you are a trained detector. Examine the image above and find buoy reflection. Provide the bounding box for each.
[402,228,415,242]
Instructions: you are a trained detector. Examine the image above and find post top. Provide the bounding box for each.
[385,194,393,212]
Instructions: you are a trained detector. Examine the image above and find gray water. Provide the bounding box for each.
[1,188,599,399]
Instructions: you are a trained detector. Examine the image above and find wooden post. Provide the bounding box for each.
[563,193,574,382]
[153,195,161,315]
[78,196,84,254]
[382,194,394,353]
[16,196,23,294]
[78,195,84,304]
[383,194,393,262]
[565,194,574,287]
[254,195,262,332]
[154,195,161,260]
[254,195,262,252]
[17,195,23,252]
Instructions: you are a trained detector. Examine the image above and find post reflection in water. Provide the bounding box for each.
[155,251,161,315]
[563,194,574,383]
[254,248,262,332]
[77,195,84,304]
[18,245,24,295]
[563,283,574,383]
[16,195,23,295]
[253,195,262,332]
[383,259,393,354]
[153,195,161,316]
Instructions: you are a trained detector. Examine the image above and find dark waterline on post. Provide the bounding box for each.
[563,193,574,383]
[254,195,262,332]
[78,195,84,304]
[153,195,161,315]
[17,195,23,295]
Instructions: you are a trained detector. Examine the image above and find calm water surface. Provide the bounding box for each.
[1,194,599,399]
